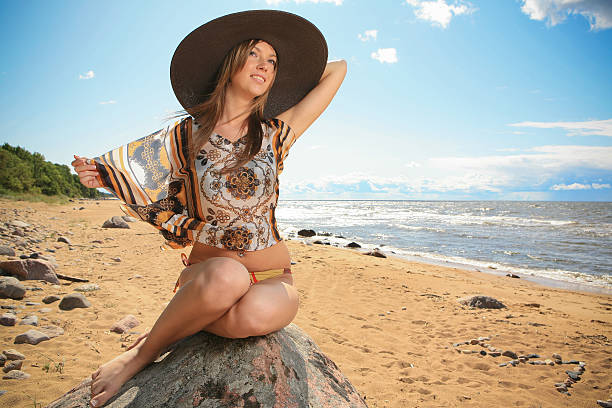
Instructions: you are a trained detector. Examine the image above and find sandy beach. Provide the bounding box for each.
[0,198,610,407]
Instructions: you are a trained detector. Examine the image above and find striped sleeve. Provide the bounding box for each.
[270,118,297,175]
[92,117,204,249]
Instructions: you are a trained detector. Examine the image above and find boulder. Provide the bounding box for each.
[46,323,367,408]
[59,293,91,310]
[365,250,387,258]
[346,242,361,248]
[0,259,60,284]
[102,216,130,229]
[457,295,506,309]
[297,229,316,237]
[0,277,26,299]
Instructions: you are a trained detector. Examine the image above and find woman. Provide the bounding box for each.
[71,10,346,407]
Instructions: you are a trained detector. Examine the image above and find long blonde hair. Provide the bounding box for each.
[175,39,277,172]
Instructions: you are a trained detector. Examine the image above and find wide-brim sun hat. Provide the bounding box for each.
[170,10,328,119]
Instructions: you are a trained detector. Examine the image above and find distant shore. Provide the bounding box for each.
[1,198,611,407]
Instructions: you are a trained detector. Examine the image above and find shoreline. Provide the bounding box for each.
[1,198,611,407]
[283,230,612,296]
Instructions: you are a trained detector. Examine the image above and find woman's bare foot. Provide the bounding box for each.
[89,347,154,407]
[125,329,150,351]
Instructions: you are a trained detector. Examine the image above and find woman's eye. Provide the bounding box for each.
[269,60,277,67]
[249,51,257,57]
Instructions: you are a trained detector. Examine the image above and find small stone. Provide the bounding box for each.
[498,362,508,367]
[565,359,580,364]
[346,242,361,248]
[14,329,50,345]
[26,286,43,291]
[25,301,40,306]
[566,370,581,381]
[38,308,52,313]
[2,360,22,373]
[19,315,38,326]
[518,357,527,363]
[488,352,501,357]
[401,306,406,311]
[597,401,612,408]
[479,350,487,356]
[75,283,100,292]
[110,314,141,334]
[128,274,143,280]
[0,313,17,326]
[0,277,26,300]
[102,216,130,229]
[526,353,540,359]
[365,250,387,258]
[59,293,91,310]
[42,295,61,304]
[457,295,506,309]
[477,336,490,341]
[552,353,562,360]
[544,359,554,366]
[461,350,473,354]
[111,257,121,262]
[8,221,29,228]
[0,246,15,256]
[502,350,518,359]
[2,349,25,360]
[470,339,479,345]
[2,370,30,380]
[57,237,71,245]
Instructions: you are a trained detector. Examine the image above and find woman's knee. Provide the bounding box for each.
[192,257,250,305]
[228,298,297,338]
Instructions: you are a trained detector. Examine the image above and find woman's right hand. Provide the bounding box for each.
[71,155,102,188]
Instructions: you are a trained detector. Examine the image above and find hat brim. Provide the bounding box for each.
[170,10,328,119]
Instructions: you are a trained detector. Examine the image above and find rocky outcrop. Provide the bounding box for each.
[46,323,367,408]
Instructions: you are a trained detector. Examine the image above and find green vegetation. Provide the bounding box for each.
[0,143,101,199]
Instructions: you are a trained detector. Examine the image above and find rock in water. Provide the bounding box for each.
[46,323,367,408]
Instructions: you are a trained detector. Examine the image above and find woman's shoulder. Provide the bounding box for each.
[264,117,293,134]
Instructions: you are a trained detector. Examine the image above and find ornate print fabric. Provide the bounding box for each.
[93,117,295,254]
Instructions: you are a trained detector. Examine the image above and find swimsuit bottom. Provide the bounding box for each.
[173,254,292,293]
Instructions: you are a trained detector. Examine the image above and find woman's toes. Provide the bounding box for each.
[90,390,108,407]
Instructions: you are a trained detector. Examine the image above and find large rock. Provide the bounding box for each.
[102,216,130,229]
[0,259,60,284]
[0,277,26,299]
[46,323,367,408]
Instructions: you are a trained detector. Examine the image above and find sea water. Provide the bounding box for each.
[276,200,612,294]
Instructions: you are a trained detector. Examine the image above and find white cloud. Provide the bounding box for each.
[406,0,476,29]
[593,183,611,189]
[520,0,612,30]
[551,182,611,190]
[79,70,94,80]
[358,29,378,41]
[99,100,117,105]
[509,118,612,137]
[266,0,342,5]
[283,145,612,197]
[405,161,421,168]
[371,48,398,63]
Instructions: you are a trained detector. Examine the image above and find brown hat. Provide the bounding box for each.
[170,10,328,119]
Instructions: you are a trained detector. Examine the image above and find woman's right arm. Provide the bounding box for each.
[71,155,102,189]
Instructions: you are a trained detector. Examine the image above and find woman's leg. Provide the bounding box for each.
[203,273,299,339]
[89,257,251,407]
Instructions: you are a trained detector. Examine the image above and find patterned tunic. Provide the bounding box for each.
[93,116,296,254]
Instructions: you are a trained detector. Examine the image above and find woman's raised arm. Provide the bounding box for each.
[276,59,347,138]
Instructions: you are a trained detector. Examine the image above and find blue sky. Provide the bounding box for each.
[1,0,611,200]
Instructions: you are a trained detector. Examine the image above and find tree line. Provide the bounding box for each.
[0,143,102,198]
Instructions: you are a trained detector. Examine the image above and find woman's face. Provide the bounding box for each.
[229,41,277,99]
